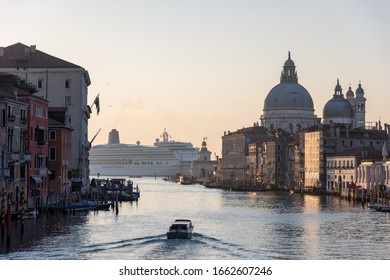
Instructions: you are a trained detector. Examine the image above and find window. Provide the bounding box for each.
[49,130,56,141]
[35,155,44,169]
[20,108,27,123]
[20,129,26,153]
[1,109,5,127]
[65,96,71,106]
[36,105,43,117]
[7,127,13,152]
[65,79,71,89]
[20,165,26,179]
[49,170,56,180]
[7,105,15,121]
[38,79,44,88]
[49,147,56,161]
[35,126,45,145]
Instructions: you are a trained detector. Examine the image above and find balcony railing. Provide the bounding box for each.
[9,153,32,162]
[7,114,16,121]
[37,168,48,177]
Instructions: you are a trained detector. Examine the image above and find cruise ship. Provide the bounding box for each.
[89,129,198,177]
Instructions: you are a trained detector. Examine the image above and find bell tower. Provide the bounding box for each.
[354,83,366,128]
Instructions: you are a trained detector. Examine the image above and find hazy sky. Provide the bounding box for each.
[1,0,390,157]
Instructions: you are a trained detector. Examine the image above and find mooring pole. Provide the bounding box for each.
[7,199,11,247]
[115,188,119,215]
[21,186,25,234]
[1,188,5,237]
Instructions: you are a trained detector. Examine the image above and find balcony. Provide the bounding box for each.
[7,114,16,122]
[36,168,48,177]
[9,153,32,162]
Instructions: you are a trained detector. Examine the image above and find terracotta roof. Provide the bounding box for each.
[332,146,383,158]
[0,83,33,100]
[0,43,81,68]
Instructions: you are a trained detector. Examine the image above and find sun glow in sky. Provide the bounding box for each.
[1,0,390,156]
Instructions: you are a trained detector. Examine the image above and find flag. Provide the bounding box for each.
[94,94,100,115]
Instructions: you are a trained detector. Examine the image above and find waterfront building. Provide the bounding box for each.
[247,141,261,183]
[17,83,49,208]
[356,160,386,192]
[302,123,389,191]
[260,52,318,133]
[384,158,390,187]
[257,129,293,187]
[0,43,91,189]
[0,74,30,211]
[221,125,269,182]
[47,107,73,196]
[190,138,217,183]
[326,147,382,196]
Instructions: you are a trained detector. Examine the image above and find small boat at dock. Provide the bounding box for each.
[167,219,194,239]
[67,200,96,211]
[94,201,112,210]
[17,209,39,219]
[369,203,390,212]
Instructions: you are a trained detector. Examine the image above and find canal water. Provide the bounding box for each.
[1,177,389,260]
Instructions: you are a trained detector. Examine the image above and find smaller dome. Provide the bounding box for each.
[323,96,354,119]
[346,86,354,98]
[323,80,354,120]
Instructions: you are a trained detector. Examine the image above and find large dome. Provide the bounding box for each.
[260,53,318,133]
[264,83,314,110]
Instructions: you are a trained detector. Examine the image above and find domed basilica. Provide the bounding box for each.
[323,79,366,128]
[261,53,367,132]
[260,52,318,133]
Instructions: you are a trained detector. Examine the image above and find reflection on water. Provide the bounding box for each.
[1,177,390,259]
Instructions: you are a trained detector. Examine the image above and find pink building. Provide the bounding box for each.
[18,89,49,207]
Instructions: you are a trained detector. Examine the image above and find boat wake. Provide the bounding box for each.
[77,233,260,259]
[5,233,261,260]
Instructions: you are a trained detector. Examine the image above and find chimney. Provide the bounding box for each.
[0,47,4,56]
[30,45,36,53]
[108,129,120,144]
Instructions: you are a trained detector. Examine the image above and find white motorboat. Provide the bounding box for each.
[166,219,194,239]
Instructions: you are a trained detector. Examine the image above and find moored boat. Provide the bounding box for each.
[67,200,96,211]
[18,209,39,219]
[94,201,112,210]
[166,219,194,239]
[369,203,390,212]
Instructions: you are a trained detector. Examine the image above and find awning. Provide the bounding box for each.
[31,176,42,183]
